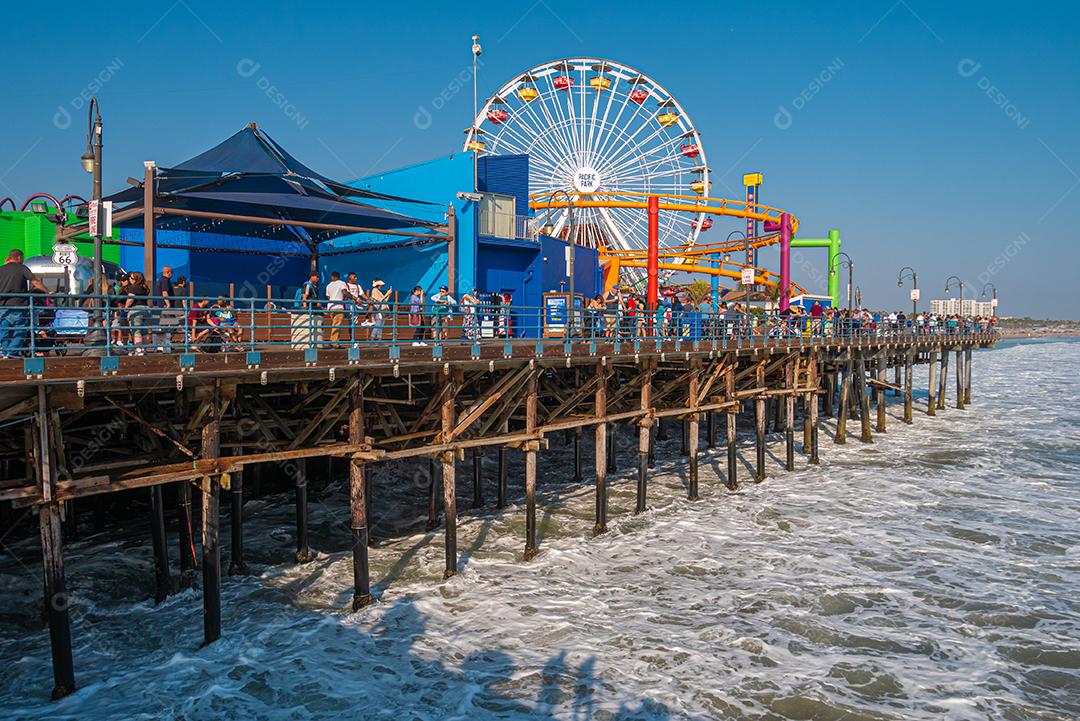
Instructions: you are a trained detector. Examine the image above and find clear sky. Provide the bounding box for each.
[2,1,1077,318]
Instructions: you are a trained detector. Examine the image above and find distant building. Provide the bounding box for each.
[929,299,995,316]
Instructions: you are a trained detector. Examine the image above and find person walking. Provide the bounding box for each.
[344,272,365,342]
[0,249,50,357]
[291,271,320,349]
[408,285,426,345]
[459,288,480,341]
[368,278,391,342]
[151,265,176,351]
[324,271,349,347]
[429,285,456,342]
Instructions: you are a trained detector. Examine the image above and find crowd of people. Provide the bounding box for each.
[0,250,996,358]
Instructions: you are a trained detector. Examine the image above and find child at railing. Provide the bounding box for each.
[408,286,426,346]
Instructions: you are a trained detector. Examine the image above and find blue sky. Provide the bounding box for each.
[2,1,1077,318]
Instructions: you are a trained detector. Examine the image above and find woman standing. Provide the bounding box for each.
[124,272,151,355]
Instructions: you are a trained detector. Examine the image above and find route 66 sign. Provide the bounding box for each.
[52,243,78,266]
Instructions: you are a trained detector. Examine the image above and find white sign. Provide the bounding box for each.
[573,166,600,194]
[87,200,113,237]
[910,288,920,301]
[991,297,998,307]
[52,243,78,266]
[740,267,755,286]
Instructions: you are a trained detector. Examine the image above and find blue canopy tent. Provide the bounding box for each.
[62,123,451,280]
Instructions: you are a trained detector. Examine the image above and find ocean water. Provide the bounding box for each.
[1,339,1078,720]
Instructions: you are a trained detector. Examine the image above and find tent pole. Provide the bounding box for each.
[143,162,156,279]
[446,204,456,295]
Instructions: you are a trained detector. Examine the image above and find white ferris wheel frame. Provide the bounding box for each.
[464,57,710,263]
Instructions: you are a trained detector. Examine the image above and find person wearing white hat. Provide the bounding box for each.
[369,278,391,342]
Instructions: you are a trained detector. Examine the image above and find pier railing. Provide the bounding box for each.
[0,291,998,360]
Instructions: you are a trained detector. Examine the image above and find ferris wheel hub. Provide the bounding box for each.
[572,166,601,194]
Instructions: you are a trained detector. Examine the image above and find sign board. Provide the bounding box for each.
[910,288,920,301]
[740,267,755,286]
[51,243,78,266]
[991,297,998,307]
[87,200,113,237]
[543,292,568,337]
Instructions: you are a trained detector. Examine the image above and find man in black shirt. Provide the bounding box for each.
[152,265,175,351]
[0,249,51,357]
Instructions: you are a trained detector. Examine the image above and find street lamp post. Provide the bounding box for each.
[980,282,998,317]
[897,266,919,317]
[944,275,964,315]
[831,251,854,311]
[81,98,103,324]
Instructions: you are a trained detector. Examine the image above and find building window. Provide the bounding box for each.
[478,192,516,239]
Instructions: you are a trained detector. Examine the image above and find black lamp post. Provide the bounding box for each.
[540,189,575,328]
[832,251,854,311]
[980,282,998,317]
[944,275,964,315]
[81,98,103,322]
[897,266,919,317]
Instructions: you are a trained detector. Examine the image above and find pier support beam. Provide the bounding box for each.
[606,421,617,473]
[876,351,887,434]
[927,349,937,416]
[425,457,440,530]
[824,370,835,418]
[687,359,700,500]
[200,383,222,647]
[150,485,171,600]
[784,361,795,471]
[497,420,509,508]
[964,348,973,405]
[836,358,851,444]
[294,458,311,563]
[523,370,539,560]
[706,410,715,449]
[857,356,873,443]
[755,363,766,482]
[177,481,197,590]
[937,350,949,410]
[573,426,583,483]
[471,447,483,509]
[35,388,75,699]
[955,349,964,410]
[441,373,458,578]
[227,468,245,576]
[594,362,609,535]
[349,379,372,610]
[903,349,914,424]
[637,363,653,513]
[725,368,738,490]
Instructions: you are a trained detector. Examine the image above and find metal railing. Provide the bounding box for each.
[0,292,999,359]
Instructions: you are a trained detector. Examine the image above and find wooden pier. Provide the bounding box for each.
[0,330,994,699]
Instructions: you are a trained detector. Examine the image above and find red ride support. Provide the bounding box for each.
[779,212,792,313]
[647,196,659,312]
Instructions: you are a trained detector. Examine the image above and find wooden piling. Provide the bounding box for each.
[440,373,458,578]
[964,348,973,405]
[425,457,440,530]
[836,358,851,444]
[594,362,608,536]
[824,370,835,418]
[706,410,715,449]
[809,360,821,465]
[497,419,509,508]
[349,379,372,610]
[471,447,483,509]
[875,351,887,434]
[903,349,914,424]
[725,367,738,490]
[227,466,245,576]
[955,349,964,410]
[573,426,583,483]
[35,388,75,699]
[784,360,795,471]
[637,362,653,512]
[294,458,311,563]
[755,362,766,482]
[687,359,700,500]
[200,383,222,646]
[857,355,873,443]
[927,349,937,416]
[937,349,949,410]
[523,370,539,560]
[150,485,172,599]
[606,420,617,473]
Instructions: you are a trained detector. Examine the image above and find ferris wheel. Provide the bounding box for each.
[464,57,710,258]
